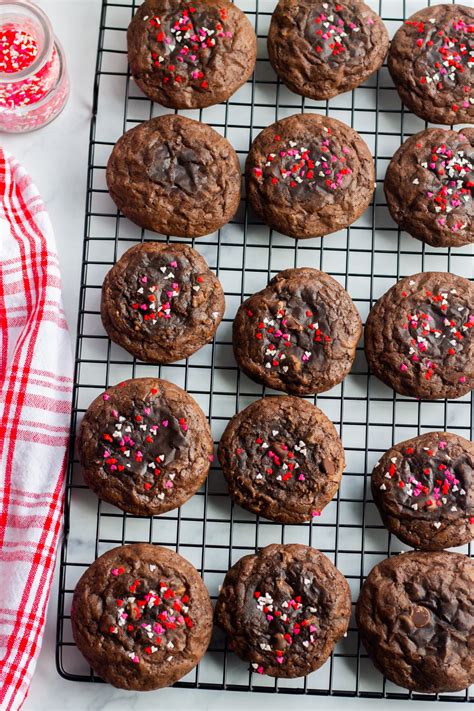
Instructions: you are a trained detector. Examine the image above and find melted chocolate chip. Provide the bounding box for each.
[412,606,431,628]
[147,143,207,195]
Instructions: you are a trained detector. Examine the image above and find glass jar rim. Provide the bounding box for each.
[0,0,54,83]
[0,36,68,119]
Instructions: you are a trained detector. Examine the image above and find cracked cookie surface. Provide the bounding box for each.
[385,128,473,248]
[218,396,345,523]
[233,268,362,395]
[107,114,241,237]
[268,0,388,101]
[101,242,225,363]
[79,377,213,516]
[364,272,474,400]
[371,431,474,550]
[72,543,212,690]
[245,113,374,239]
[356,551,474,693]
[388,4,474,125]
[128,0,257,109]
[215,543,351,678]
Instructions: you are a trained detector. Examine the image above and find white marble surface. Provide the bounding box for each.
[0,2,462,710]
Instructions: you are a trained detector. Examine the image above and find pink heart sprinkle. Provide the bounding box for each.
[162,420,169,427]
[141,276,148,283]
[170,261,178,268]
[111,568,119,576]
[103,393,110,401]
[309,625,317,633]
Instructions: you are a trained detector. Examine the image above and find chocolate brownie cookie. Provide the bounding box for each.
[218,396,345,523]
[106,114,241,238]
[268,0,389,101]
[233,268,362,395]
[385,128,474,249]
[388,5,474,125]
[372,431,474,550]
[71,544,213,690]
[215,543,351,677]
[101,242,225,363]
[356,551,474,693]
[365,272,474,400]
[246,113,375,239]
[128,0,257,109]
[79,378,213,516]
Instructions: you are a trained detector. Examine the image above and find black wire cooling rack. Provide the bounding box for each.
[56,0,473,702]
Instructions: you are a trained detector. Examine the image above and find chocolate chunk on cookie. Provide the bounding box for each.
[128,0,257,109]
[365,272,474,400]
[372,431,474,550]
[268,0,389,101]
[101,242,225,363]
[215,543,351,677]
[233,268,362,395]
[79,378,213,516]
[218,396,345,523]
[385,128,473,248]
[356,551,474,693]
[106,114,241,237]
[71,543,212,690]
[388,4,474,125]
[246,113,375,239]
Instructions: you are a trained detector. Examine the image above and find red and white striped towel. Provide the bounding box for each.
[0,149,73,710]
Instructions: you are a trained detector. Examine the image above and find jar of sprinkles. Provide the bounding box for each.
[0,1,69,133]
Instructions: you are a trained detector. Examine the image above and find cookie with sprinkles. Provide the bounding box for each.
[101,242,225,363]
[268,0,389,101]
[127,0,257,109]
[218,396,345,523]
[356,551,474,693]
[215,543,351,677]
[372,431,474,550]
[246,113,375,239]
[385,128,474,248]
[233,268,362,396]
[79,378,213,516]
[388,4,474,125]
[106,114,241,238]
[365,272,474,400]
[71,543,212,690]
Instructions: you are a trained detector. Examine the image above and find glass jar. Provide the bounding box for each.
[0,0,69,133]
